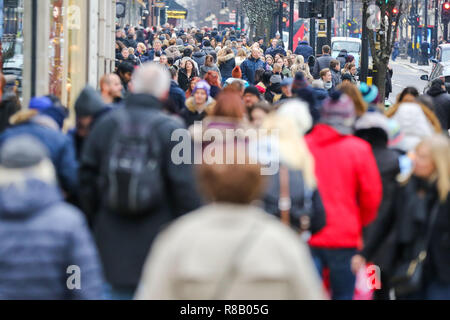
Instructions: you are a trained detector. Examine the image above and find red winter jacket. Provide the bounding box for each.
[305,124,382,249]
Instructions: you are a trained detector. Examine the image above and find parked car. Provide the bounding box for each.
[420,61,450,94]
[331,37,361,68]
[2,37,23,96]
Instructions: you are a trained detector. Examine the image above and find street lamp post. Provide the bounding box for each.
[289,0,294,51]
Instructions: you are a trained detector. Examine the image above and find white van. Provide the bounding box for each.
[331,37,362,68]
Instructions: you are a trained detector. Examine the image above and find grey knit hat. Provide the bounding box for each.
[0,135,49,169]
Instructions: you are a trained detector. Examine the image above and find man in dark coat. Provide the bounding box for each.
[426,79,450,134]
[79,63,202,299]
[265,39,287,57]
[168,67,186,114]
[241,48,266,85]
[294,39,314,61]
[313,45,333,79]
[336,49,348,69]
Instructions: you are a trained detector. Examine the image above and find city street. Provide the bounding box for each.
[389,59,430,102]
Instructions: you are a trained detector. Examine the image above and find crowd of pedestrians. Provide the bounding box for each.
[0,24,449,301]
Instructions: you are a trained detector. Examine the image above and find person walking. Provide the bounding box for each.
[135,152,327,300]
[426,79,450,134]
[217,48,236,84]
[79,63,202,300]
[0,135,104,300]
[180,80,216,127]
[313,45,333,79]
[294,38,314,61]
[0,96,78,197]
[305,91,383,300]
[240,48,266,85]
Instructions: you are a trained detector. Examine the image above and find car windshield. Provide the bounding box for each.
[332,41,360,53]
[441,49,450,62]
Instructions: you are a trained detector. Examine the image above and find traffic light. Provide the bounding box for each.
[443,2,450,24]
[392,7,399,17]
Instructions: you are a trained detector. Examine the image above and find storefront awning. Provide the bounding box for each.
[166,0,188,20]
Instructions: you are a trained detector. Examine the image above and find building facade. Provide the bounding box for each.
[1,0,116,123]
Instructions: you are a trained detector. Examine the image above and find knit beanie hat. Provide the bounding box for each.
[192,80,211,97]
[232,66,242,79]
[359,83,379,104]
[291,72,309,92]
[29,97,53,112]
[40,106,68,130]
[74,86,105,118]
[244,86,262,99]
[0,135,48,169]
[321,91,356,135]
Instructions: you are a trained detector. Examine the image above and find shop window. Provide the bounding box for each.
[1,0,24,99]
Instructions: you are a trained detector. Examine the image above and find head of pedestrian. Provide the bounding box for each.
[159,54,168,65]
[243,86,262,109]
[412,135,450,203]
[330,59,340,72]
[271,39,278,48]
[320,90,356,135]
[117,62,134,86]
[121,47,130,60]
[431,78,446,93]
[74,86,105,138]
[280,78,294,98]
[320,68,333,90]
[396,86,419,104]
[196,151,265,205]
[33,95,68,131]
[100,73,123,104]
[130,62,171,101]
[153,39,162,51]
[338,82,368,117]
[251,48,260,60]
[322,45,331,55]
[0,135,57,194]
[192,80,211,107]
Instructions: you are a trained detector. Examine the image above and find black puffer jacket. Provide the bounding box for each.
[79,94,202,289]
[427,85,450,133]
[356,128,401,272]
[391,177,450,286]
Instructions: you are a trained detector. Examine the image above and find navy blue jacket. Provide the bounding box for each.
[265,45,287,57]
[0,120,78,195]
[294,42,314,61]
[0,179,104,300]
[169,80,186,114]
[240,57,266,85]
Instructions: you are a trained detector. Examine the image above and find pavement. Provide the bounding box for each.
[392,58,433,75]
[389,59,428,101]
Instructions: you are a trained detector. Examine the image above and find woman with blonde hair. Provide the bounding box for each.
[235,48,247,67]
[338,82,368,117]
[291,55,313,81]
[259,99,326,235]
[355,135,450,300]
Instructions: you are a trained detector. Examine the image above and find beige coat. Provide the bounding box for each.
[135,203,327,300]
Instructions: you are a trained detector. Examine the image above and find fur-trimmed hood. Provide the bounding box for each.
[218,53,235,65]
[185,96,216,114]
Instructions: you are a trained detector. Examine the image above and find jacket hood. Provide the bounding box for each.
[427,85,446,97]
[193,51,206,58]
[185,96,216,113]
[298,41,309,46]
[218,53,235,64]
[309,124,348,146]
[75,86,105,118]
[0,178,62,218]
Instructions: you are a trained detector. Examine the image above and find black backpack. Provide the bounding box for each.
[105,109,164,217]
